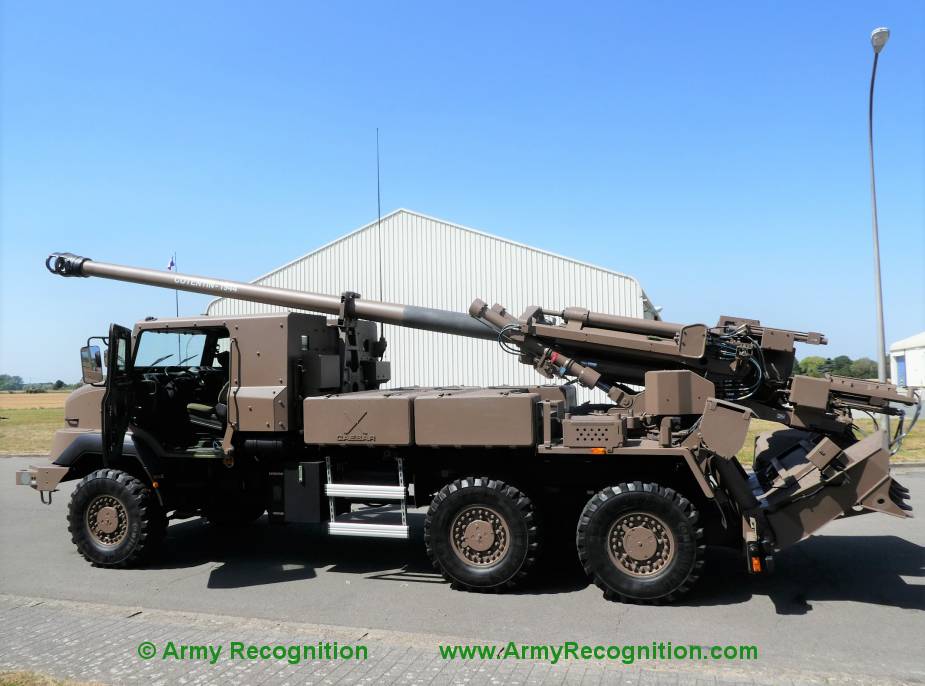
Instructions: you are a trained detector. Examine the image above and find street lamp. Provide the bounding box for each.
[868,27,890,448]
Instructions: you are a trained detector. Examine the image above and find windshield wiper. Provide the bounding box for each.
[178,354,199,365]
[147,354,174,366]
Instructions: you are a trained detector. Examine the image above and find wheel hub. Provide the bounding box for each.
[95,506,119,534]
[623,526,659,560]
[86,495,128,547]
[608,512,674,577]
[462,519,495,551]
[450,506,509,566]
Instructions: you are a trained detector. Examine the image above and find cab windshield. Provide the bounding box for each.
[134,330,209,368]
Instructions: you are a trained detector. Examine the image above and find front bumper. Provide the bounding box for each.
[16,427,96,500]
[15,465,69,493]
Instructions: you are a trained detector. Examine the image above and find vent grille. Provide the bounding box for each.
[574,426,612,442]
[562,417,624,449]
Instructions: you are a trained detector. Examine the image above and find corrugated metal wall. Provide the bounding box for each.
[207,210,655,402]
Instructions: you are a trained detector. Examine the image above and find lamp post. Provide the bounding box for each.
[868,27,890,449]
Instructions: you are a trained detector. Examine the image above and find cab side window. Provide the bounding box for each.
[210,338,230,370]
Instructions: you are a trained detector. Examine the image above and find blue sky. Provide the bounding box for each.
[2,1,923,383]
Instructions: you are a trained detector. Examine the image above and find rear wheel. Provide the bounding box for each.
[68,469,165,567]
[576,481,704,603]
[425,477,540,591]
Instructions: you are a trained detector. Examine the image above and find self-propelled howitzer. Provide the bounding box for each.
[17,251,919,604]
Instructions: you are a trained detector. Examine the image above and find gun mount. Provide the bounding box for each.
[468,299,917,447]
[18,250,919,605]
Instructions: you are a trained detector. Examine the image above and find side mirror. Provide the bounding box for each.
[80,345,104,384]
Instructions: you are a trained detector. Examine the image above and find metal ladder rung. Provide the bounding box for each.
[325,483,406,500]
[327,522,410,539]
[325,456,409,536]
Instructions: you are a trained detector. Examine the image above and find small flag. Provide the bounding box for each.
[167,255,176,271]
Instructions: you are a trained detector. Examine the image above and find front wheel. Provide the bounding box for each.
[67,469,166,567]
[576,481,704,603]
[425,477,540,591]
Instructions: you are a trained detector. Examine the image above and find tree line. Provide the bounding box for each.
[794,356,878,379]
[0,374,77,392]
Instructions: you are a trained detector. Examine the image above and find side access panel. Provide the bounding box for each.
[303,389,420,445]
[234,386,288,432]
[302,387,541,448]
[414,388,539,447]
[270,460,326,524]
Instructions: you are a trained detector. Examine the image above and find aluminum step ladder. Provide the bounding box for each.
[325,456,409,539]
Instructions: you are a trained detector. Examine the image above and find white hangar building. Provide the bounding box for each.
[207,209,660,401]
[890,331,925,390]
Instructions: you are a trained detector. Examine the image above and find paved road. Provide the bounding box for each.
[1,456,923,685]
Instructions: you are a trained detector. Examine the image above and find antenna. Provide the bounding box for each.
[376,128,384,305]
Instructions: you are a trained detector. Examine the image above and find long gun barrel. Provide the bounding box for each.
[46,252,499,341]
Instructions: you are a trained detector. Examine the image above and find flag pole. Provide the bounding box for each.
[174,252,179,317]
[174,252,180,362]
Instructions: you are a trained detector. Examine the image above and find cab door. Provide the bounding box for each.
[102,324,133,463]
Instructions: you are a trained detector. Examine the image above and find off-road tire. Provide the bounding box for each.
[576,481,704,603]
[425,477,540,591]
[68,469,166,567]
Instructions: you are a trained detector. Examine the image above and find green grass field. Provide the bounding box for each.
[1,392,921,461]
[0,408,69,455]
[0,392,68,454]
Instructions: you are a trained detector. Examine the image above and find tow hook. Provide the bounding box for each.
[15,466,69,505]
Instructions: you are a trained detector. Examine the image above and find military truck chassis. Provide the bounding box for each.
[16,252,919,604]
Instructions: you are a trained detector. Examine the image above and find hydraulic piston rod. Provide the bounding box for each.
[559,307,684,339]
